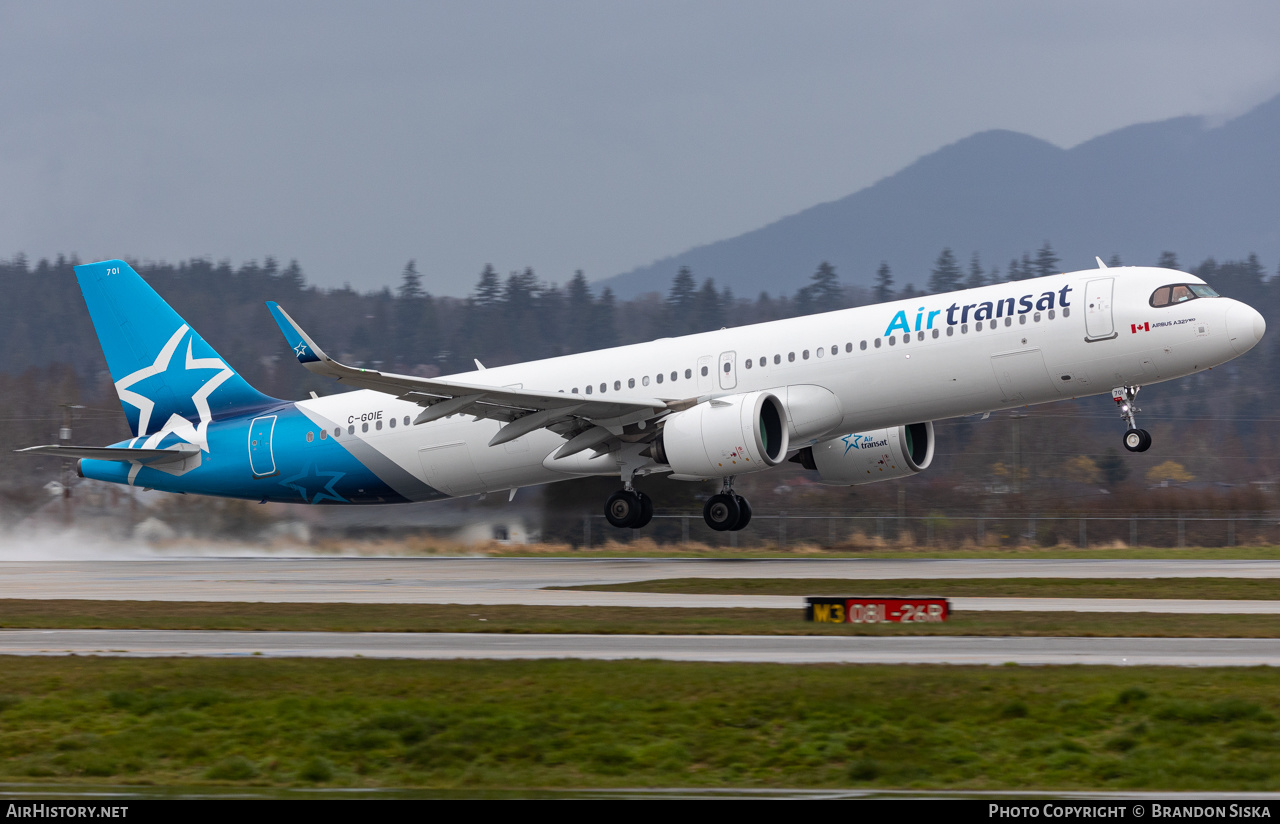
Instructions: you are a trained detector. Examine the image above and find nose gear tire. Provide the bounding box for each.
[1123,429,1152,453]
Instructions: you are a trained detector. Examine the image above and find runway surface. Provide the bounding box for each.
[4,557,1280,613]
[6,629,1280,666]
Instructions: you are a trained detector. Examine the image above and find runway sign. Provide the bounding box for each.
[806,597,950,624]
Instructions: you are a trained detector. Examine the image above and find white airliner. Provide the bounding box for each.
[22,259,1266,532]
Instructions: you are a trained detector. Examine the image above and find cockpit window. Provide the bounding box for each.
[1150,283,1220,308]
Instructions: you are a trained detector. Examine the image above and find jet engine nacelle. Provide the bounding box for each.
[793,422,935,485]
[652,390,789,480]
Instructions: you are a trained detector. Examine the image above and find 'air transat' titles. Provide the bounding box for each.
[884,285,1073,337]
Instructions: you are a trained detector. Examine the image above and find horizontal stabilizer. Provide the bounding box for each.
[16,444,201,465]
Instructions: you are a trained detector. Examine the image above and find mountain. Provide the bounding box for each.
[596,94,1280,298]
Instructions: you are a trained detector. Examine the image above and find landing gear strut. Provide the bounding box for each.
[1113,385,1151,453]
[704,477,752,532]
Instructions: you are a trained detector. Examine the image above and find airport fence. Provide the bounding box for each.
[573,512,1280,549]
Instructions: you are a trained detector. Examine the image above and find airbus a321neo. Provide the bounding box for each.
[21,258,1266,531]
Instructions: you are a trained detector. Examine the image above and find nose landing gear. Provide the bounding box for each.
[1113,385,1152,452]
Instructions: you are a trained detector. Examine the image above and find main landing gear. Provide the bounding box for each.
[605,487,653,529]
[603,477,754,532]
[1113,385,1152,453]
[703,477,752,532]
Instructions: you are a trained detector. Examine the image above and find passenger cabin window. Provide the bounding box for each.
[860,341,867,350]
[656,373,663,383]
[684,369,691,379]
[628,378,635,388]
[642,376,650,386]
[700,366,709,376]
[1150,283,1219,307]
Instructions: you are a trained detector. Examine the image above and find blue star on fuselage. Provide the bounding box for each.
[279,461,347,504]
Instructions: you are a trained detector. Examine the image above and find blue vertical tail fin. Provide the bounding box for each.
[74,259,278,445]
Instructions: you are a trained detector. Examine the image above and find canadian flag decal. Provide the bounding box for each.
[1131,322,1150,333]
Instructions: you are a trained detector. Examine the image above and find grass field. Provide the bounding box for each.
[4,599,1280,637]
[558,577,1280,599]
[2,657,1280,790]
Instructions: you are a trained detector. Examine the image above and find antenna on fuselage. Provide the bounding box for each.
[1095,256,1108,269]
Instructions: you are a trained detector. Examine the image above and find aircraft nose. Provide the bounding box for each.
[1226,301,1266,355]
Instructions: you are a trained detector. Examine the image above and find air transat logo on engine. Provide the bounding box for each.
[842,434,889,455]
[883,285,1073,337]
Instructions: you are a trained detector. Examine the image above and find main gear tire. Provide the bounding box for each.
[731,495,752,531]
[605,490,642,529]
[703,493,741,532]
[630,491,654,529]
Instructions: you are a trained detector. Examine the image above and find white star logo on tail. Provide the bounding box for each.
[114,325,234,482]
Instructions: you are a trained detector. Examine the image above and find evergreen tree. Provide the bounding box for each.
[1034,242,1059,279]
[928,248,962,294]
[397,260,424,301]
[965,253,986,289]
[565,270,594,353]
[1097,448,1129,488]
[592,287,619,349]
[1107,255,1123,268]
[799,261,840,311]
[473,264,502,308]
[666,266,697,335]
[1157,251,1180,270]
[1008,257,1024,281]
[987,264,1001,284]
[873,262,894,303]
[280,259,306,293]
[394,260,425,359]
[695,278,724,331]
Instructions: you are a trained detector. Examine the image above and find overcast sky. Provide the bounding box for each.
[2,1,1280,295]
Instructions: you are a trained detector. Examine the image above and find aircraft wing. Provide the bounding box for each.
[266,302,685,451]
[17,444,201,465]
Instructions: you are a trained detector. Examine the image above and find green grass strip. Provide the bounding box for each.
[2,658,1280,790]
[4,599,1280,637]
[558,577,1280,599]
